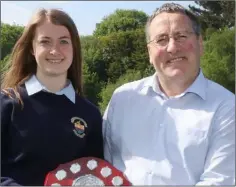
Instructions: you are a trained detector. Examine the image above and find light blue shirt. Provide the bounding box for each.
[25,75,75,103]
[103,70,235,185]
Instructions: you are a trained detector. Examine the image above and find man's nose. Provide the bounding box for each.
[166,38,179,54]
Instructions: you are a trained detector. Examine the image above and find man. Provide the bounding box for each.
[103,3,235,185]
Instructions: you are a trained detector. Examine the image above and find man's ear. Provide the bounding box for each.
[198,35,204,56]
[147,44,153,65]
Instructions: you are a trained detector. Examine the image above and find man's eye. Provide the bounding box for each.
[178,34,187,38]
[156,38,167,43]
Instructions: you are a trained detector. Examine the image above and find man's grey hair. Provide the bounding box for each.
[145,3,201,42]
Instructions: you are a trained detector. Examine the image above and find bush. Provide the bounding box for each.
[201,27,235,93]
[99,70,143,114]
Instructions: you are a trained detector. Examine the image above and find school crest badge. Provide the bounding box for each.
[71,117,87,138]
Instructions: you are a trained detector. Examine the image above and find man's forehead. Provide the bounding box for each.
[151,12,191,26]
[149,12,193,34]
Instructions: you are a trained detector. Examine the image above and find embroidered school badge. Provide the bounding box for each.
[71,117,88,138]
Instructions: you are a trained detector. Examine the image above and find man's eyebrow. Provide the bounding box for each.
[155,33,168,38]
[155,30,190,38]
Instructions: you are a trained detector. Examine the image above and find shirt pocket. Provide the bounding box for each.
[166,124,209,173]
[177,125,208,147]
[166,119,209,146]
[185,126,207,140]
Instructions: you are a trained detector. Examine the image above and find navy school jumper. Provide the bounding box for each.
[1,85,104,186]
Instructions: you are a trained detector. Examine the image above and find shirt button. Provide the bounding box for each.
[160,123,164,128]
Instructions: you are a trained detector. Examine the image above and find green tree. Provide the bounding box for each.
[81,35,108,82]
[189,1,235,32]
[99,70,143,113]
[80,36,108,105]
[82,28,149,85]
[0,54,12,83]
[0,23,24,60]
[82,62,105,106]
[98,29,149,83]
[93,9,148,36]
[201,27,235,93]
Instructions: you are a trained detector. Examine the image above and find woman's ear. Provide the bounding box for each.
[31,49,34,56]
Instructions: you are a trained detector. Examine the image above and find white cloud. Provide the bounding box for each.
[1,1,32,26]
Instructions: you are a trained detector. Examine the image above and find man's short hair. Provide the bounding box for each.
[145,3,201,42]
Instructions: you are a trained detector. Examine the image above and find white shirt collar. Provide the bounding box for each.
[184,70,207,100]
[25,75,76,103]
[142,69,207,100]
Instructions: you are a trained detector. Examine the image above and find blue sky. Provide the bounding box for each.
[1,1,198,36]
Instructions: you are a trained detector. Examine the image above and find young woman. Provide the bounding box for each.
[1,8,104,186]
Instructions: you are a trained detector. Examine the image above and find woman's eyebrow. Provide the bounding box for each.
[39,36,71,39]
[59,35,71,39]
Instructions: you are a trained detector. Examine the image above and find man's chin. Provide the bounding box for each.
[164,69,185,78]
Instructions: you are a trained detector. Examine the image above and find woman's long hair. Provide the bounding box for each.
[1,8,83,105]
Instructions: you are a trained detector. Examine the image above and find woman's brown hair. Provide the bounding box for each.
[1,8,83,106]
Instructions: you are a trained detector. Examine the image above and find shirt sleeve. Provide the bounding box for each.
[102,98,114,164]
[1,91,22,186]
[196,99,235,185]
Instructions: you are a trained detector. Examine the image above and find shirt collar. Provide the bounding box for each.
[142,69,207,100]
[184,70,207,100]
[25,75,76,103]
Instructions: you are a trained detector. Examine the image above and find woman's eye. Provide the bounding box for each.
[60,40,69,44]
[39,40,50,44]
